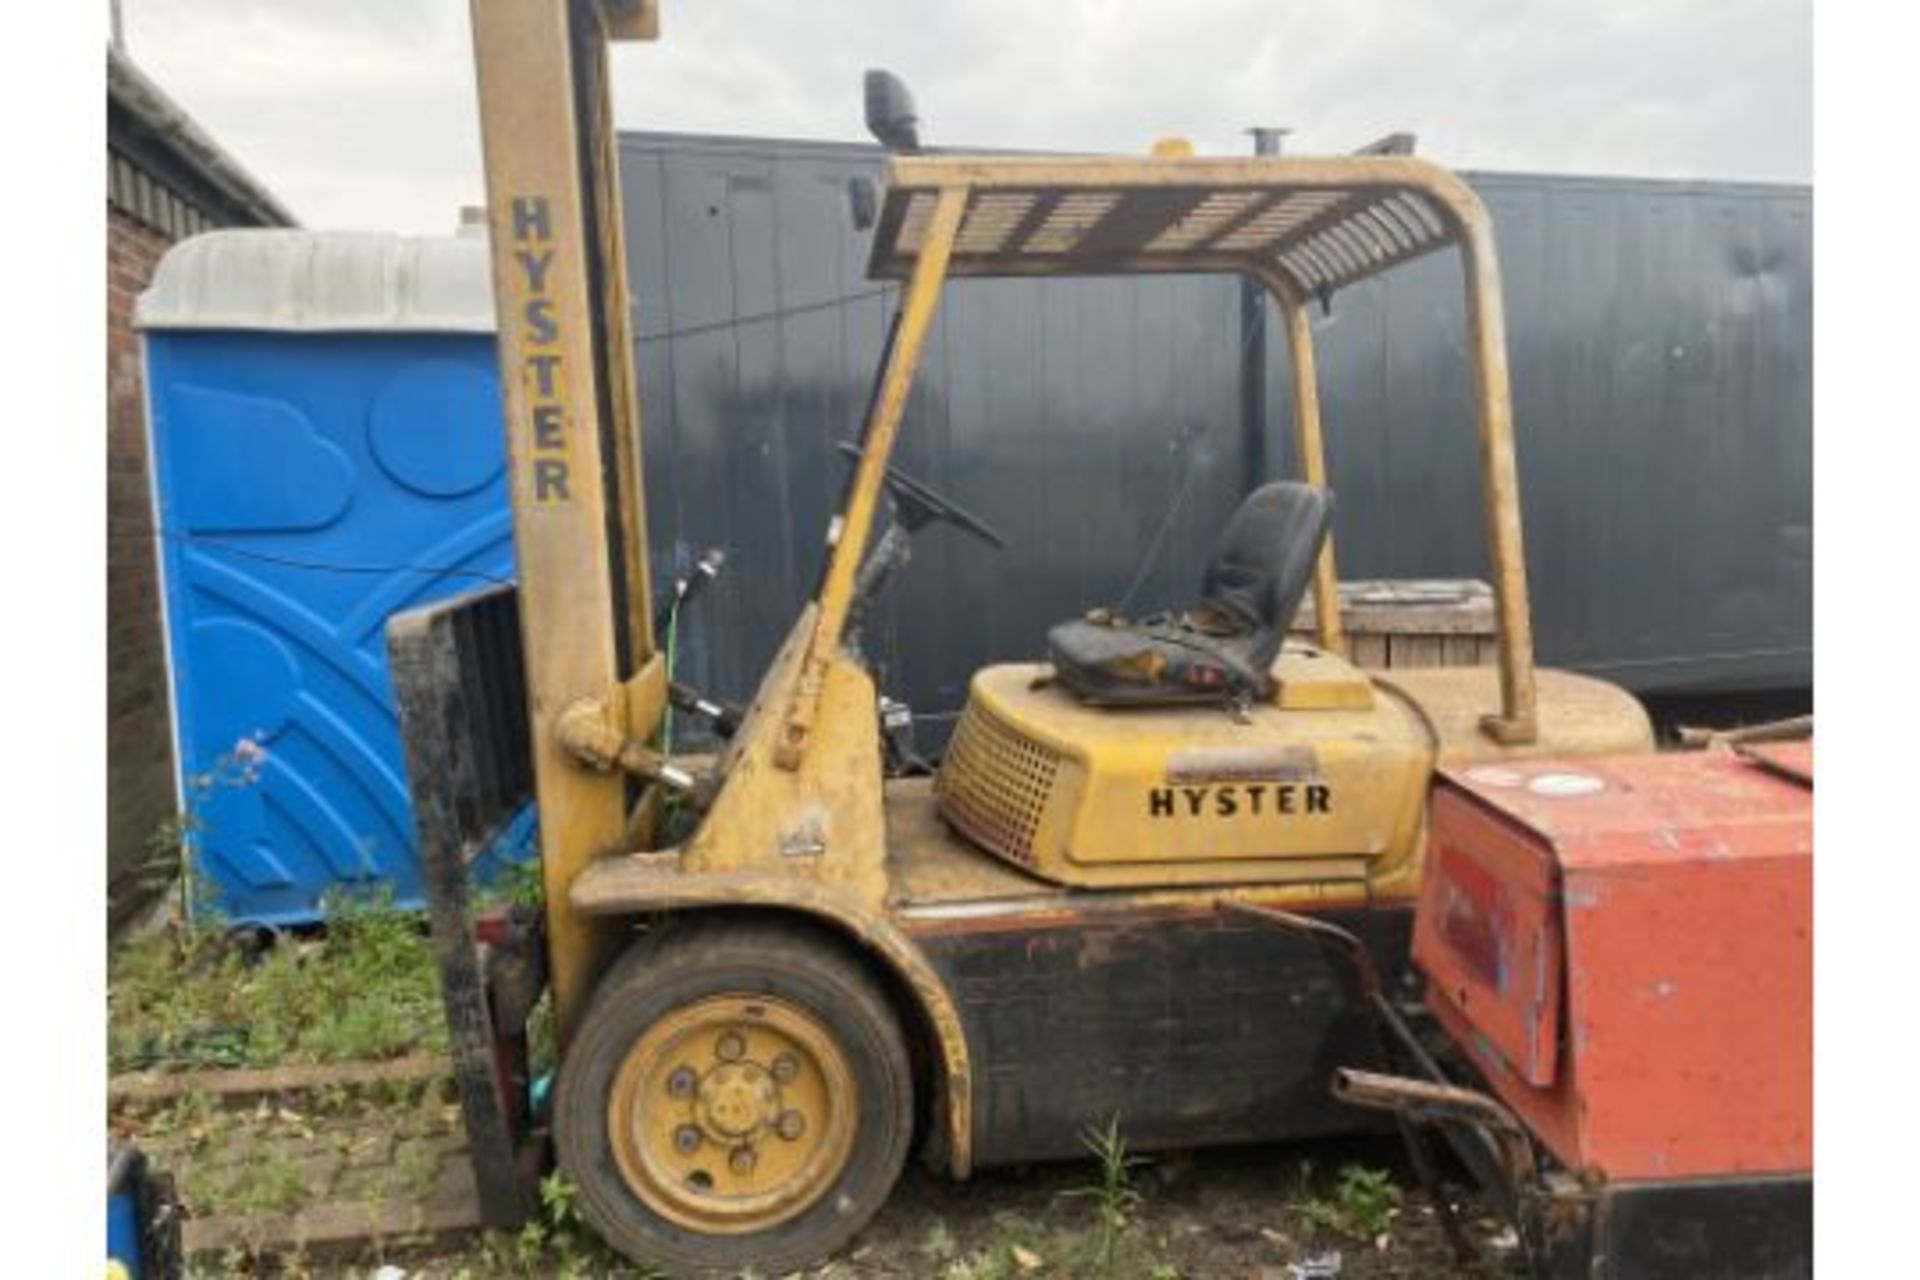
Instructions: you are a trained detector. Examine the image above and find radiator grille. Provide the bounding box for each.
[935,701,1062,867]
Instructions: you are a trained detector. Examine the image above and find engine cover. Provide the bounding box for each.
[933,649,1433,889]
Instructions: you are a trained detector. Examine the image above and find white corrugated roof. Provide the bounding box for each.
[136,229,497,333]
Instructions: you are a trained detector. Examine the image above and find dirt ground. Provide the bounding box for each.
[352,1135,1519,1279]
[867,1142,1514,1280]
[109,1044,1523,1279]
[111,906,1522,1278]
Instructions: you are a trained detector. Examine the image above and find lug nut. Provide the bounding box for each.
[770,1052,799,1083]
[673,1125,703,1154]
[666,1066,697,1098]
[716,1031,746,1062]
[729,1147,757,1175]
[776,1110,806,1141]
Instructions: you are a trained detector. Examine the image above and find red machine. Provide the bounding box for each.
[1330,744,1811,1279]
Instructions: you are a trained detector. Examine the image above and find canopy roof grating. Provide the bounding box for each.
[868,155,1476,298]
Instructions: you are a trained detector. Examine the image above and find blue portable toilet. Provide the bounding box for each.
[138,229,527,925]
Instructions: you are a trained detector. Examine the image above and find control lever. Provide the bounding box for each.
[653,546,726,634]
[669,682,743,739]
[879,695,932,777]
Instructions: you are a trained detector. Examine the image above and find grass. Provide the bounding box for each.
[110,733,448,1074]
[1062,1114,1149,1276]
[935,1116,1178,1280]
[127,1075,471,1278]
[459,1172,658,1280]
[108,885,446,1074]
[937,1212,1048,1280]
[1291,1158,1404,1244]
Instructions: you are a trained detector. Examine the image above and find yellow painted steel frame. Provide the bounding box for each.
[470,0,662,1041]
[474,5,1541,1176]
[1275,287,1343,656]
[868,156,1540,745]
[784,161,1528,788]
[775,189,969,771]
[556,155,1547,1173]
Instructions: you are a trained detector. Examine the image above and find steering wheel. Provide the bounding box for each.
[834,440,1006,549]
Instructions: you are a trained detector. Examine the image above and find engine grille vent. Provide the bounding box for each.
[936,701,1062,867]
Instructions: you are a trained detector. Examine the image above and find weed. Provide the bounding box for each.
[237,1150,312,1218]
[1063,1114,1150,1278]
[538,1169,580,1233]
[390,1135,442,1202]
[1294,1160,1403,1243]
[472,1221,549,1276]
[114,809,196,925]
[184,1142,311,1223]
[138,1089,219,1152]
[526,989,559,1080]
[108,882,445,1074]
[108,740,452,1074]
[107,933,254,1071]
[471,1171,655,1278]
[476,854,545,915]
[151,734,272,931]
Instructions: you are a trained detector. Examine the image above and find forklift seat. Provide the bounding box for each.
[1046,482,1333,706]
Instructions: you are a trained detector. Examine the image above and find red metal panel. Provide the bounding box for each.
[1421,749,1812,1182]
[1413,792,1562,1085]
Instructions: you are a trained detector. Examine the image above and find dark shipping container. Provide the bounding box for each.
[617,132,1811,738]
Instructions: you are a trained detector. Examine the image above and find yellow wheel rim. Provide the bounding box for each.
[607,994,858,1235]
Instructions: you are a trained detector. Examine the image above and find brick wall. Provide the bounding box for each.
[107,206,180,929]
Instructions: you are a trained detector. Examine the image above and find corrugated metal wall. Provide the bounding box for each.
[619,132,1811,737]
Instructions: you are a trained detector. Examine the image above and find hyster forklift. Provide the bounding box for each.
[389,3,1807,1276]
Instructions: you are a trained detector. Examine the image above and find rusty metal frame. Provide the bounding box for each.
[1221,899,1538,1268]
[867,155,1538,743]
[389,586,545,1226]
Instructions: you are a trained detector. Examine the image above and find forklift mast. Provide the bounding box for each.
[467,0,662,1036]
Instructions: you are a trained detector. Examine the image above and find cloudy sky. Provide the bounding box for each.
[116,0,1810,235]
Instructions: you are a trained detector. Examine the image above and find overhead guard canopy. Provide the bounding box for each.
[867,154,1481,299]
[856,151,1539,748]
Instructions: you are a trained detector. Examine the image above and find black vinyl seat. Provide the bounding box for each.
[1047,482,1334,707]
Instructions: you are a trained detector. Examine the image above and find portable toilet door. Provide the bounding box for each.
[137,229,527,926]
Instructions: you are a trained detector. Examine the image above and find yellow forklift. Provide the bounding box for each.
[389,2,1652,1273]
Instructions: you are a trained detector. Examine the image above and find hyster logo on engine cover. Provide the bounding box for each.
[1147,783,1332,819]
[1150,745,1332,819]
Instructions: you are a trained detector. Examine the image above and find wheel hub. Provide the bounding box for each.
[605,994,858,1235]
[697,1062,779,1139]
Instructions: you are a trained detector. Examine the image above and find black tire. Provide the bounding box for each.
[555,916,914,1277]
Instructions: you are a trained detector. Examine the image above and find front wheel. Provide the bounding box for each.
[554,917,914,1276]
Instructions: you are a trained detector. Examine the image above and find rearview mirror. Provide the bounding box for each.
[863,69,921,153]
